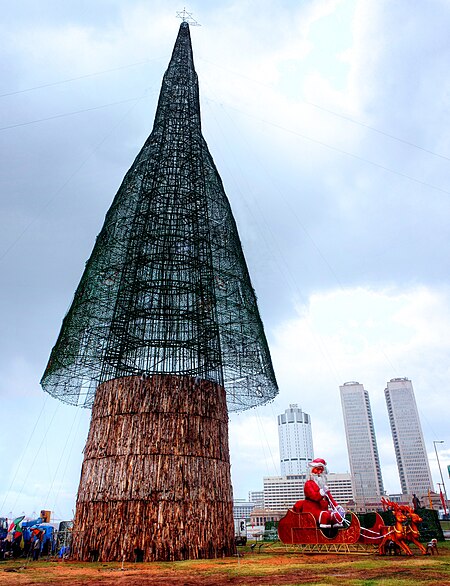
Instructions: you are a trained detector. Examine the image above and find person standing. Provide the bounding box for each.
[32,535,41,561]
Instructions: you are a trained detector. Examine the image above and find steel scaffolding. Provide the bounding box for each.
[41,22,278,412]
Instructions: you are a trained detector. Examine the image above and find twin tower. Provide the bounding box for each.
[41,22,278,561]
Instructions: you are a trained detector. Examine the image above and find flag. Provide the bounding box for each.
[439,486,448,515]
[8,515,25,533]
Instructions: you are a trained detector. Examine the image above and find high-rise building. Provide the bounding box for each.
[385,378,433,496]
[340,382,384,509]
[278,404,314,475]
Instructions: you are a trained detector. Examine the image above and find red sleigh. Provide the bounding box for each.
[278,508,386,551]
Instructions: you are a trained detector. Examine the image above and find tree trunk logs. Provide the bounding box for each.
[71,375,236,561]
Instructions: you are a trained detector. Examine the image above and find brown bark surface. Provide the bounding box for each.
[71,375,235,562]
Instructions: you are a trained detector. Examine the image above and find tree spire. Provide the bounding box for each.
[41,22,278,412]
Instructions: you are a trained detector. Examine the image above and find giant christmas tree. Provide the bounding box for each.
[41,20,278,562]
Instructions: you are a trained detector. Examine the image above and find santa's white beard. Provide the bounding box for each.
[310,472,327,489]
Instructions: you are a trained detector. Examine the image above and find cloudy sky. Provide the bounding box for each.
[1,0,450,522]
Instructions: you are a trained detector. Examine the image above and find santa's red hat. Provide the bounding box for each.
[308,458,327,469]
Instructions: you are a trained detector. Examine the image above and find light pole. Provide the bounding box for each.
[433,440,448,516]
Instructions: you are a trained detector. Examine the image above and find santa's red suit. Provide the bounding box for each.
[293,458,345,528]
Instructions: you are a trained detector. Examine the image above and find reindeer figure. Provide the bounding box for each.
[379,499,413,556]
[401,506,427,555]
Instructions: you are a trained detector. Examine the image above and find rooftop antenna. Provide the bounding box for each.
[176,7,201,26]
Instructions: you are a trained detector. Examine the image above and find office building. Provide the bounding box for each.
[262,472,353,512]
[327,473,354,505]
[385,378,433,496]
[248,490,264,508]
[263,475,306,511]
[233,499,256,520]
[340,382,384,509]
[278,404,314,475]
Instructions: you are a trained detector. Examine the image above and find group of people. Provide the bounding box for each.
[0,528,46,561]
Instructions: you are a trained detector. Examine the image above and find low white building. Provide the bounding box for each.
[327,473,354,505]
[248,490,264,508]
[233,499,256,519]
[263,475,306,511]
[263,472,354,512]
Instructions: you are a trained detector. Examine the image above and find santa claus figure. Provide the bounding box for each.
[293,458,345,528]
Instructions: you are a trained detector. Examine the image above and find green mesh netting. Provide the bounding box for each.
[41,22,278,412]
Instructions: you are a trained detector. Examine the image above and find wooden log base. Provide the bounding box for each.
[71,375,236,561]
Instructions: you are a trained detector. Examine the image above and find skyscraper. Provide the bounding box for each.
[385,377,433,496]
[278,404,313,475]
[339,382,384,509]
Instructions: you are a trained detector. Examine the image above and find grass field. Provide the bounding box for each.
[1,541,450,585]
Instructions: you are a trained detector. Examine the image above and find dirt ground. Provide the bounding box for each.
[2,547,450,585]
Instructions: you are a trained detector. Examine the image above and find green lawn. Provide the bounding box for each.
[1,542,450,585]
